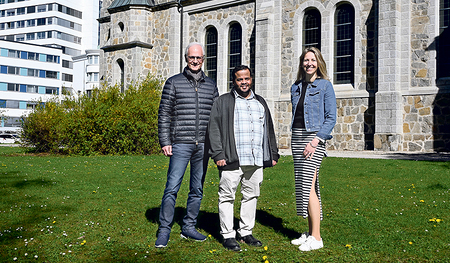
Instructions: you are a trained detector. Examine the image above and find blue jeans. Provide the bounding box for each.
[158,143,207,233]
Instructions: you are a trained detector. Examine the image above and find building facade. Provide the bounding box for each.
[99,0,450,152]
[0,39,62,127]
[73,49,101,96]
[0,0,101,125]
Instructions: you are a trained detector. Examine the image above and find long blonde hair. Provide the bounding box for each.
[296,47,329,83]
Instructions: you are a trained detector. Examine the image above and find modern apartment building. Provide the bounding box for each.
[73,49,100,96]
[0,0,101,127]
[0,39,62,127]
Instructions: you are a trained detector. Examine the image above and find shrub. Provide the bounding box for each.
[20,99,65,153]
[20,74,163,155]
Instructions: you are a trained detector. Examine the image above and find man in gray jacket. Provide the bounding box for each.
[155,42,219,248]
[208,65,279,251]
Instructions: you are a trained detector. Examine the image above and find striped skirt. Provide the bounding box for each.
[292,128,326,220]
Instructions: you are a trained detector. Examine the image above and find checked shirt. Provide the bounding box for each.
[233,90,265,167]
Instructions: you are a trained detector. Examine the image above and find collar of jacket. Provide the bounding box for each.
[294,78,320,92]
[183,67,206,83]
[230,88,256,99]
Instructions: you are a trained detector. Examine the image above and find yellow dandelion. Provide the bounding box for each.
[264,246,268,251]
[53,221,56,224]
[265,261,269,263]
[429,218,436,222]
[345,244,352,249]
[409,242,413,245]
[436,219,442,223]
[208,234,212,238]
[263,256,268,260]
[420,200,424,203]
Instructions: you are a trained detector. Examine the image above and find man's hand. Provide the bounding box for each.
[162,145,173,156]
[216,159,227,167]
[272,160,277,166]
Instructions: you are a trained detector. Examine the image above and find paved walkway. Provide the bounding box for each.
[280,149,450,162]
[2,144,449,162]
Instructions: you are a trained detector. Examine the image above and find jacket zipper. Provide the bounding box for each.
[195,85,199,145]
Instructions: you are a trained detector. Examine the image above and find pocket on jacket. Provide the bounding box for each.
[309,91,320,103]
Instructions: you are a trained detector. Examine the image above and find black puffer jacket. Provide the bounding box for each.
[158,68,219,147]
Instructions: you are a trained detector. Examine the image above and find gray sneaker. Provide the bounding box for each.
[180,229,207,241]
[155,231,170,248]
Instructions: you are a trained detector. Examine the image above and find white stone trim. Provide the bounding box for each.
[198,20,223,92]
[183,0,252,14]
[428,0,438,87]
[169,6,182,76]
[293,0,363,92]
[400,0,411,91]
[112,55,126,88]
[328,0,363,90]
[219,16,250,94]
[293,1,328,67]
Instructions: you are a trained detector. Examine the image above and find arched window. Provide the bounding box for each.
[334,3,355,85]
[250,29,256,77]
[303,8,321,50]
[438,0,450,78]
[205,26,218,83]
[228,23,242,89]
[117,59,124,92]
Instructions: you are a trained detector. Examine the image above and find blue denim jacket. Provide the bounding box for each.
[290,78,337,140]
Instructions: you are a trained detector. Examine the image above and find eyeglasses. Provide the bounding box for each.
[187,56,204,61]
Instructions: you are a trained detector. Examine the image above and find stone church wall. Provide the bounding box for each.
[98,0,449,152]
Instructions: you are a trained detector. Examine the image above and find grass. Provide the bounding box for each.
[0,147,449,262]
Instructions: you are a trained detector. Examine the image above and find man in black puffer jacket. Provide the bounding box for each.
[155,42,219,248]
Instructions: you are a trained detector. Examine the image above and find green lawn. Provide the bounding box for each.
[0,147,449,262]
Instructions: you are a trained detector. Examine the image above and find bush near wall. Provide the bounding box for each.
[20,75,163,155]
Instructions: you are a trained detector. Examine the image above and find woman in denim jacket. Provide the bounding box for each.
[290,47,336,252]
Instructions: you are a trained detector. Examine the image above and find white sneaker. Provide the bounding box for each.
[291,232,309,245]
[299,236,323,251]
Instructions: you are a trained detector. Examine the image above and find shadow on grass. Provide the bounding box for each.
[256,209,299,239]
[145,207,298,241]
[0,170,54,189]
[12,178,54,188]
[145,207,222,240]
[427,183,448,189]
[0,204,77,246]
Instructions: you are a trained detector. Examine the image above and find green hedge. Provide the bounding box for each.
[21,75,163,155]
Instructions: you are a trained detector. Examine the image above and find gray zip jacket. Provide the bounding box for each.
[158,68,219,147]
[208,90,280,170]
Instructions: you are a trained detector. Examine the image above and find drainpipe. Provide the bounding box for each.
[178,0,183,72]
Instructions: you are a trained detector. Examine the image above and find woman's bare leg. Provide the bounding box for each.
[307,169,321,241]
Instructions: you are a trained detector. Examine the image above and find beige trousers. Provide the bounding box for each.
[218,166,263,239]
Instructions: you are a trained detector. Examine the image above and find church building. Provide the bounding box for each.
[98,0,450,152]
